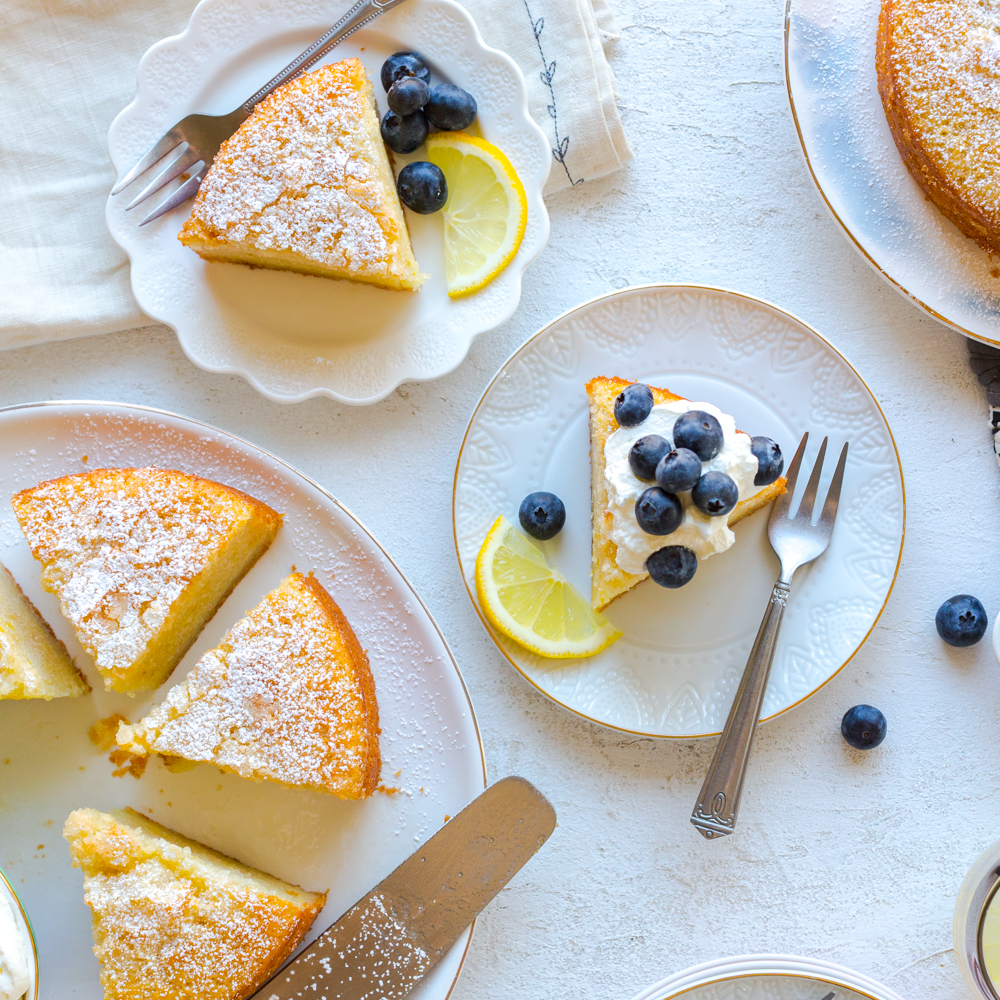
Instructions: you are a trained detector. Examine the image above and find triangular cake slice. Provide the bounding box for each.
[63,807,326,1000]
[588,377,787,611]
[117,572,381,799]
[178,57,425,291]
[12,468,282,694]
[0,561,89,699]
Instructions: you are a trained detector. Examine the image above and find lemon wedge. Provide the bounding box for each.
[475,515,622,659]
[426,132,528,298]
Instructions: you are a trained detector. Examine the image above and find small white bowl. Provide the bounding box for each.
[0,868,38,1000]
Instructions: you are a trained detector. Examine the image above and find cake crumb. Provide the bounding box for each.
[89,714,130,752]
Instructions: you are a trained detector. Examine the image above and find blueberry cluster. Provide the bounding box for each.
[614,382,784,590]
[378,52,478,215]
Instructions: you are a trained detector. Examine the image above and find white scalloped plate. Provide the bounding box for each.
[453,285,904,739]
[106,0,550,404]
[785,0,1000,344]
[0,401,485,1000]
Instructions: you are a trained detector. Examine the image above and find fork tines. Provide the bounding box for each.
[775,431,848,529]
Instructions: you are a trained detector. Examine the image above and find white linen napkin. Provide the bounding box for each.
[0,0,632,350]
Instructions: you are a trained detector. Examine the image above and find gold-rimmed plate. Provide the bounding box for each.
[453,285,904,738]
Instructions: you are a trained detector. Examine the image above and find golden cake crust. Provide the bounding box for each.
[587,377,786,611]
[877,0,1000,253]
[178,58,425,290]
[117,571,381,798]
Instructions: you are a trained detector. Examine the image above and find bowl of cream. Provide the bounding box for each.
[0,868,36,1000]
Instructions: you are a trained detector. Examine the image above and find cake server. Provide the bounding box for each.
[249,775,556,1000]
[112,0,413,226]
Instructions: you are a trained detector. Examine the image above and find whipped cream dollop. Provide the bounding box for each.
[604,399,759,575]
[0,890,30,1000]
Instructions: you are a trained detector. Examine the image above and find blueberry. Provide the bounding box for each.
[691,471,739,517]
[655,448,702,493]
[387,76,430,115]
[751,436,784,486]
[518,492,566,540]
[646,546,698,588]
[614,383,654,427]
[628,435,671,481]
[381,52,431,93]
[424,84,477,131]
[935,594,988,647]
[634,487,682,536]
[380,110,429,154]
[841,704,887,750]
[673,410,724,462]
[396,161,447,214]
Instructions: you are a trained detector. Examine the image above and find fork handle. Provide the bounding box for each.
[690,579,790,840]
[242,0,411,113]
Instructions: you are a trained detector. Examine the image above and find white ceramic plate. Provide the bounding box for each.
[630,954,907,1000]
[453,284,904,739]
[0,401,485,1000]
[106,0,551,404]
[785,0,1000,343]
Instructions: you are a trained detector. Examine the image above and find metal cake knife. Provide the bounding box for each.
[250,776,556,1000]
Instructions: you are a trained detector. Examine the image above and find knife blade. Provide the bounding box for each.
[251,776,556,1000]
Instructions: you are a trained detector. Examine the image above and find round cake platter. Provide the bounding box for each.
[0,400,485,1000]
[106,0,551,405]
[785,0,1000,345]
[453,284,904,739]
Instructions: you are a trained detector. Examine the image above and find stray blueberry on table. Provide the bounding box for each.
[396,161,448,214]
[380,110,429,154]
[628,434,671,481]
[387,76,430,116]
[841,704,887,750]
[614,383,653,427]
[518,492,566,540]
[424,84,478,131]
[935,594,988,647]
[673,410,724,462]
[634,487,682,536]
[381,51,431,92]
[655,447,702,493]
[691,471,739,517]
[646,545,698,588]
[751,435,784,486]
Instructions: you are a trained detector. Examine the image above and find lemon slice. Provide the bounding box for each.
[426,132,528,298]
[475,515,622,659]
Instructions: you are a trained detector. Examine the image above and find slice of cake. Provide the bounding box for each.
[117,572,381,799]
[178,57,425,291]
[12,468,282,694]
[588,377,787,611]
[63,807,326,1000]
[0,561,88,699]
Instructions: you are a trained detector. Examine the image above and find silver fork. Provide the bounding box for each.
[113,0,411,225]
[690,431,849,840]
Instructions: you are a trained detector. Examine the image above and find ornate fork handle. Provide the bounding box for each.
[242,0,409,113]
[691,579,790,840]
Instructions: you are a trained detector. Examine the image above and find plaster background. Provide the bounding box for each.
[0,0,993,997]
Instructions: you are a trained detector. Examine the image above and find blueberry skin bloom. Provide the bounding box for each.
[518,492,566,540]
[646,546,698,588]
[387,77,430,116]
[614,383,654,427]
[628,435,671,481]
[841,704,887,749]
[381,52,431,92]
[935,594,988,647]
[634,488,682,536]
[396,161,448,214]
[673,410,724,461]
[424,84,478,131]
[751,436,784,486]
[655,448,702,493]
[691,471,739,517]
[380,110,429,154]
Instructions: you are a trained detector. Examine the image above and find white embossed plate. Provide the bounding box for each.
[785,0,1000,343]
[106,0,550,404]
[0,401,485,1000]
[453,285,904,738]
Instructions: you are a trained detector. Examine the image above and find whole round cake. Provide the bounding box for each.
[877,0,1000,254]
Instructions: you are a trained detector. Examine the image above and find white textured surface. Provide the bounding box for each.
[0,0,996,997]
